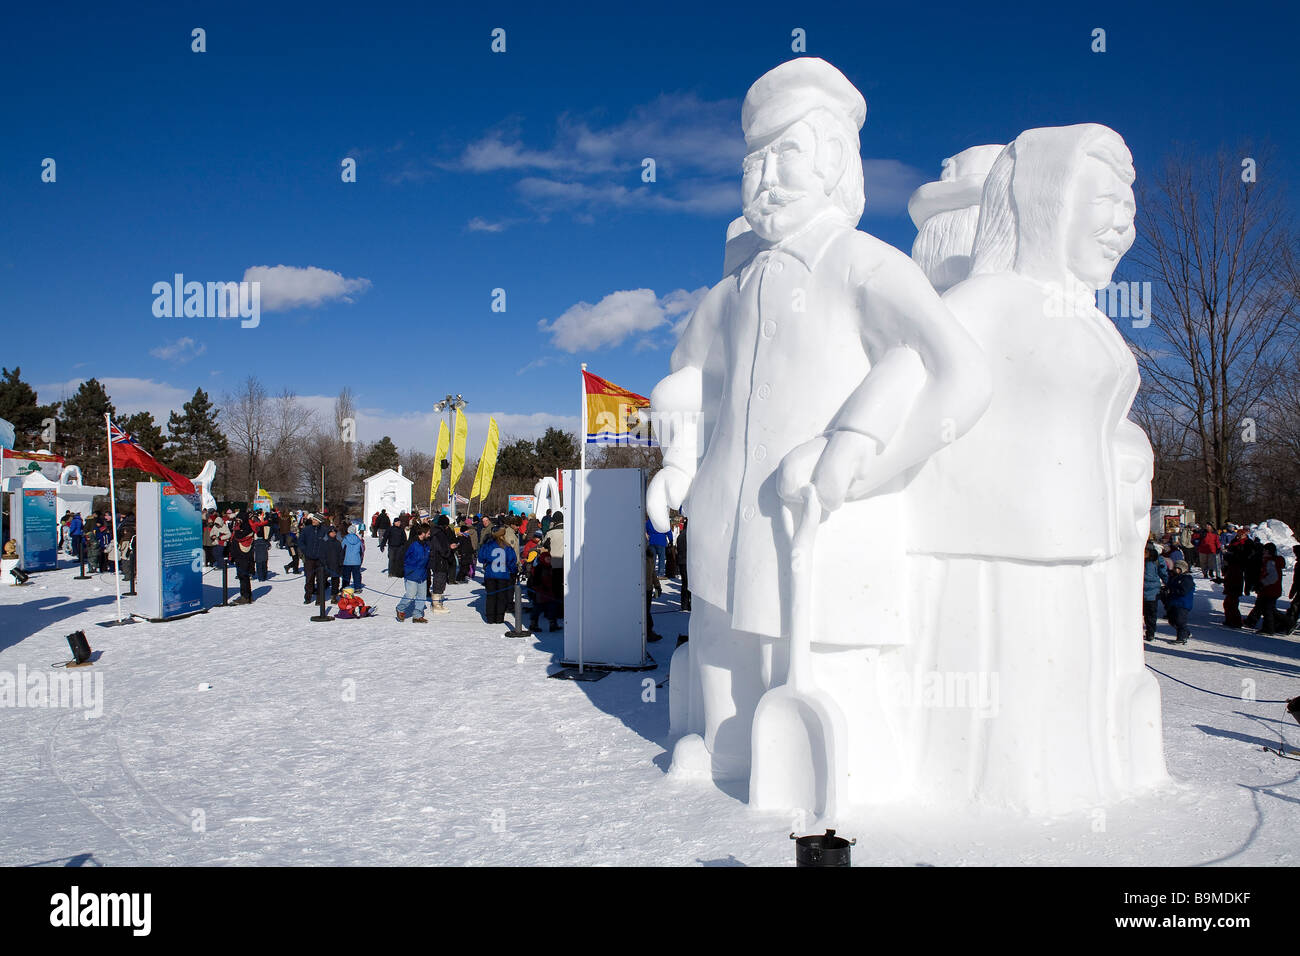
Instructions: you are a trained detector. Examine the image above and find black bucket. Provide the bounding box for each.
[791,829,855,867]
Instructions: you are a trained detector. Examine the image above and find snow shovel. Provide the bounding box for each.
[750,484,849,818]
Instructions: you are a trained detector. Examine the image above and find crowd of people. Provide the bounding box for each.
[1143,522,1300,643]
[58,508,134,581]
[42,497,684,641]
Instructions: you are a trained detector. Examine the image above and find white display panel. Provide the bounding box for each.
[562,468,647,668]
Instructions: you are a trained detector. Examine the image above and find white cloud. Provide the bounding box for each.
[36,377,195,426]
[450,95,743,180]
[243,265,372,312]
[538,286,710,353]
[32,376,581,462]
[149,337,207,363]
[863,159,928,217]
[515,177,738,216]
[466,216,511,233]
[443,94,923,224]
[290,398,579,455]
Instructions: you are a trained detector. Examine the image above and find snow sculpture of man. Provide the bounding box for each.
[904,125,1167,812]
[647,57,992,805]
[908,144,1005,293]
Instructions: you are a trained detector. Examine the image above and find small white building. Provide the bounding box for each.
[363,467,413,529]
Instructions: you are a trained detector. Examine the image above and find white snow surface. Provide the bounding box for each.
[2,542,1298,867]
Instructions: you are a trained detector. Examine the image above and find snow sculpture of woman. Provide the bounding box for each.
[905,124,1167,813]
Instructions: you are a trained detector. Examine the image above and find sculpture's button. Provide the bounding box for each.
[753,444,767,461]
[757,383,771,399]
[769,259,784,274]
[742,505,755,521]
[761,320,777,338]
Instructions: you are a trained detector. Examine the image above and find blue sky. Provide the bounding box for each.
[3,0,1297,452]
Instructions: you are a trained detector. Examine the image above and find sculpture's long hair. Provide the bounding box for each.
[805,106,866,225]
[969,125,1134,280]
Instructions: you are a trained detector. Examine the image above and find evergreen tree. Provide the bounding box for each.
[119,411,167,457]
[56,379,116,488]
[534,427,580,477]
[166,388,229,477]
[496,438,539,482]
[0,367,60,449]
[356,436,400,477]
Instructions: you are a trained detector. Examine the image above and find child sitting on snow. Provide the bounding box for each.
[336,587,372,618]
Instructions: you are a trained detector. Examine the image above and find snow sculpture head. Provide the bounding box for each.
[970,124,1135,291]
[740,58,866,241]
[908,144,1004,292]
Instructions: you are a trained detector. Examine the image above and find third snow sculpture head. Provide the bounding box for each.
[970,124,1135,292]
[908,144,1004,292]
[739,58,867,242]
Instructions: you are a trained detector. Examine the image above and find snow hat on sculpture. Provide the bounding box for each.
[908,144,1005,292]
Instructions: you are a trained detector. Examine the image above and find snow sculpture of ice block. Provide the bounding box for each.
[908,144,1004,292]
[905,124,1167,813]
[363,468,413,526]
[54,465,108,520]
[192,461,217,512]
[647,57,993,809]
[532,477,560,517]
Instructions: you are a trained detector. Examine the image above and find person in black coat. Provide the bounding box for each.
[374,509,392,540]
[299,514,324,604]
[321,525,345,602]
[426,516,454,612]
[253,519,271,581]
[384,519,408,577]
[230,525,256,604]
[677,517,690,611]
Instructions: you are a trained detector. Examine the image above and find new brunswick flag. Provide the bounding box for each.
[583,371,656,447]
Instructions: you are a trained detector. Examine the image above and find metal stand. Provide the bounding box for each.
[74,539,91,580]
[505,579,532,638]
[221,562,229,606]
[311,565,332,622]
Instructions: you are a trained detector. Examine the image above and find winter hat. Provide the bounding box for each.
[1174,560,1189,573]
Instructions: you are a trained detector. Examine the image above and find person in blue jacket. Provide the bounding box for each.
[396,524,432,623]
[341,523,365,593]
[68,513,85,565]
[1142,541,1168,643]
[645,516,670,576]
[478,527,518,624]
[1165,559,1196,644]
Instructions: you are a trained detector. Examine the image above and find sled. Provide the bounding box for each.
[337,606,378,619]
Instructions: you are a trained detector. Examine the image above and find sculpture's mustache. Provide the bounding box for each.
[748,186,806,209]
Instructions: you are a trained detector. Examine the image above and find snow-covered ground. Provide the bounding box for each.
[1,543,1297,867]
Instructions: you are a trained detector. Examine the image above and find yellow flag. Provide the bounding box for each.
[469,417,499,502]
[430,421,449,504]
[448,408,468,494]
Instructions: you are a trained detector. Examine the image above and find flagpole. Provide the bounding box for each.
[105,414,124,623]
[578,363,587,674]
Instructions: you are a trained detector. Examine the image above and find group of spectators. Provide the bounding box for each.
[59,509,133,579]
[378,507,567,626]
[1143,522,1299,642]
[55,498,692,640]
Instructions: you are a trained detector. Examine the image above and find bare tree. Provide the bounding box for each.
[1126,145,1299,525]
[401,449,435,509]
[221,377,269,502]
[260,389,316,496]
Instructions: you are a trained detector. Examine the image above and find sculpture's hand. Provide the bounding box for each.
[647,464,691,533]
[780,431,880,513]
